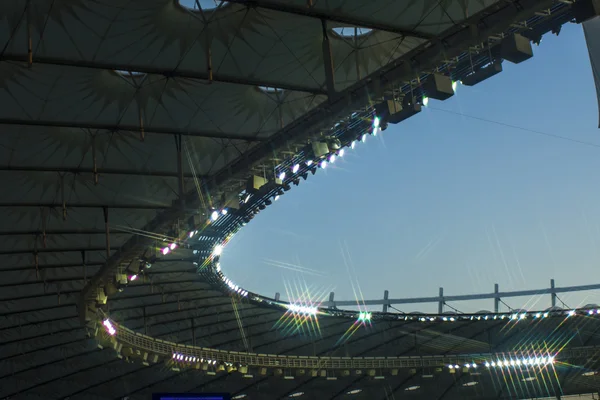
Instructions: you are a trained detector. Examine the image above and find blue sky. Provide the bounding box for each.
[221,23,600,313]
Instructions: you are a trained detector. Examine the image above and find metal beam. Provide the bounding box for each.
[322,282,600,309]
[0,229,108,235]
[0,246,115,255]
[226,0,434,40]
[0,202,171,210]
[1,56,326,95]
[0,165,206,179]
[0,119,265,142]
[321,19,336,98]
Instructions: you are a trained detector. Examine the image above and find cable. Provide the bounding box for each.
[443,302,464,314]
[555,294,570,310]
[388,305,405,314]
[499,299,514,312]
[429,106,600,149]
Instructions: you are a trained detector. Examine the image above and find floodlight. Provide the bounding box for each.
[373,116,380,128]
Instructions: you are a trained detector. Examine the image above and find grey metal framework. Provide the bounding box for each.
[320,279,600,313]
[0,1,598,400]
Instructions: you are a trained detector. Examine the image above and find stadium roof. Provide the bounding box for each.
[1,1,597,399]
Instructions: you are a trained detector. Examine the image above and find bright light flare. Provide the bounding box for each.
[162,247,170,255]
[422,96,429,106]
[319,160,327,169]
[339,149,345,157]
[287,304,318,316]
[213,244,223,256]
[358,312,372,322]
[103,319,116,336]
[292,164,300,174]
[373,116,380,128]
[278,172,286,180]
[211,211,219,221]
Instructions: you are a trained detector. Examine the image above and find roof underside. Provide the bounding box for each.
[0,1,592,399]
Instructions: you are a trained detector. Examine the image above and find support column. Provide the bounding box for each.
[103,207,110,259]
[191,317,195,346]
[26,0,32,67]
[275,292,280,301]
[550,279,556,308]
[438,287,444,314]
[494,283,499,313]
[91,134,98,185]
[383,290,389,313]
[328,292,335,309]
[81,251,86,282]
[321,19,335,98]
[175,134,185,209]
[143,307,148,335]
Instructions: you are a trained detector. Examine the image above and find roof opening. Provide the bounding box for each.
[332,27,373,38]
[232,395,247,399]
[347,389,362,395]
[115,70,146,80]
[463,381,478,387]
[177,0,226,11]
[289,393,304,398]
[258,86,284,93]
[405,386,420,391]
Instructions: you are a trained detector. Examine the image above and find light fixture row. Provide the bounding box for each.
[448,355,555,371]
[274,115,381,186]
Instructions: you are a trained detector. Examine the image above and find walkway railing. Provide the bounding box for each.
[108,321,597,371]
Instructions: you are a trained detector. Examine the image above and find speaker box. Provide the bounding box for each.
[461,62,503,86]
[246,175,267,192]
[422,73,454,100]
[501,33,533,64]
[311,141,329,159]
[573,0,600,23]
